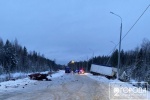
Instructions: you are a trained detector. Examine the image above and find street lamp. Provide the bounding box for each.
[71,60,75,64]
[110,12,122,79]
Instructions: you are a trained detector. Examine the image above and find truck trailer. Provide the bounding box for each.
[90,64,117,79]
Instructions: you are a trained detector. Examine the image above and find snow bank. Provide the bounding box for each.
[50,70,65,78]
[0,70,65,91]
[0,72,27,82]
[0,77,36,91]
[86,73,121,83]
[86,73,110,83]
[86,73,150,99]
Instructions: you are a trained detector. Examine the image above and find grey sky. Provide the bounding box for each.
[0,0,149,65]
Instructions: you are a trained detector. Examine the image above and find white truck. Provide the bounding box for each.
[90,64,117,79]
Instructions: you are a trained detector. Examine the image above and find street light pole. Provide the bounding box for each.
[110,12,122,79]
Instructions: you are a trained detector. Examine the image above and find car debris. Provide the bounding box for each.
[28,72,52,81]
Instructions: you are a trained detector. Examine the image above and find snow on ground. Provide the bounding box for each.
[1,71,149,99]
[86,73,150,99]
[49,70,65,78]
[0,70,65,91]
[0,72,28,82]
[0,77,36,90]
[85,73,121,83]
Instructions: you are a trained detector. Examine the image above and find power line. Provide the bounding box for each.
[107,4,150,56]
[106,4,150,65]
[122,4,150,41]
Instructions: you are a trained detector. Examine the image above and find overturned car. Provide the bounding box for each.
[28,72,51,81]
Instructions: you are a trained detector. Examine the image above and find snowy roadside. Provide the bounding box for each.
[85,73,114,83]
[86,73,150,99]
[0,70,65,92]
[0,72,27,82]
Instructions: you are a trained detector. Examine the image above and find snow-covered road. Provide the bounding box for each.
[0,71,149,100]
[0,73,108,100]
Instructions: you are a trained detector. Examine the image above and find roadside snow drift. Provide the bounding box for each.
[86,73,150,99]
[0,70,65,91]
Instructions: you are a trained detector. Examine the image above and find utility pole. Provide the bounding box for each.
[110,12,122,79]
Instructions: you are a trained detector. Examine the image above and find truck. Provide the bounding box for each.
[90,64,117,79]
[65,66,71,73]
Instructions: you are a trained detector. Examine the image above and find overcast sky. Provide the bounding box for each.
[0,0,149,65]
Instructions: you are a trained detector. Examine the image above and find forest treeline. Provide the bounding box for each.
[1,37,150,83]
[69,38,150,83]
[0,38,57,76]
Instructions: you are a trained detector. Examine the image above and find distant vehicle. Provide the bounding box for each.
[90,64,117,79]
[78,69,85,74]
[65,67,71,73]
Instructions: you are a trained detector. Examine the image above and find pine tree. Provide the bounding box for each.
[0,38,4,66]
[3,40,16,79]
[110,49,118,67]
[23,47,28,69]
